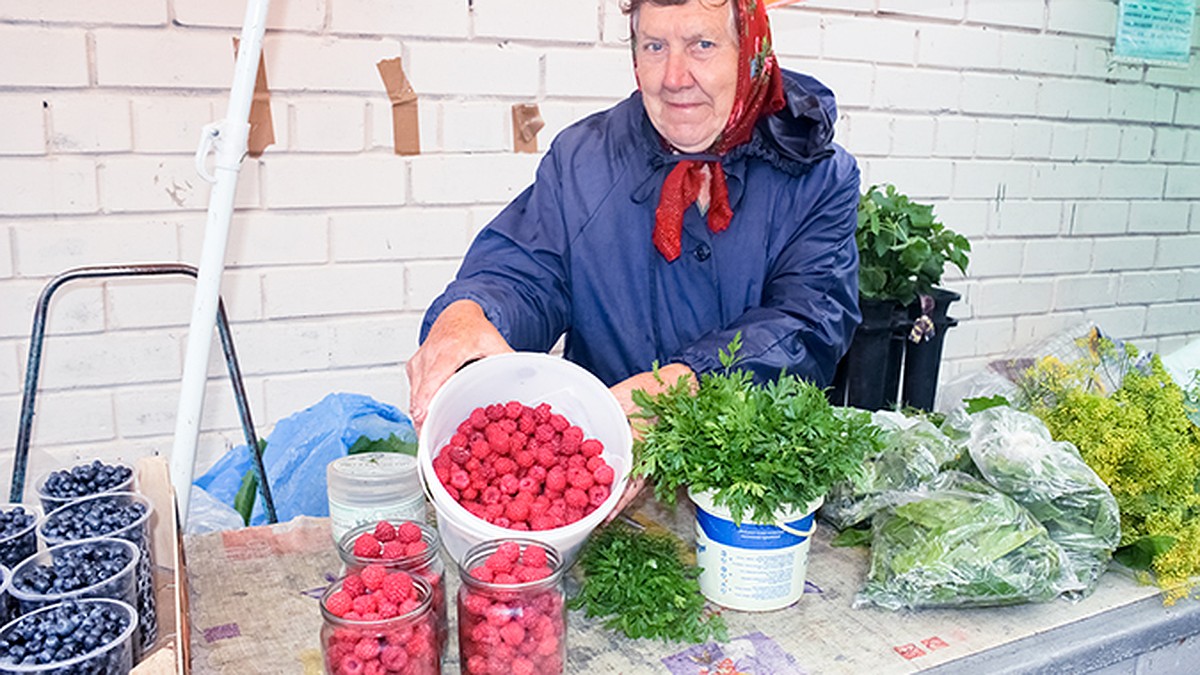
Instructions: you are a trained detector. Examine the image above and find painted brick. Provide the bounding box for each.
[441,102,513,154]
[331,209,471,262]
[330,0,468,37]
[329,316,422,368]
[406,42,540,98]
[534,102,584,150]
[0,226,12,278]
[1036,78,1108,120]
[264,35,405,93]
[974,119,1014,159]
[934,117,975,157]
[1048,124,1087,162]
[0,0,167,25]
[174,0,325,31]
[1012,121,1053,159]
[966,0,1044,29]
[1146,57,1200,89]
[873,67,961,112]
[601,0,628,45]
[101,155,260,212]
[1194,203,1200,233]
[263,264,405,318]
[769,10,822,59]
[1153,128,1188,163]
[0,158,97,216]
[209,269,265,323]
[999,32,1077,77]
[94,29,234,89]
[1118,270,1181,304]
[1108,84,1174,124]
[130,96,216,153]
[1084,124,1121,161]
[1075,40,1142,82]
[941,317,1013,360]
[0,96,46,155]
[21,391,115,446]
[1071,201,1129,236]
[824,16,916,66]
[929,200,990,239]
[1046,0,1118,38]
[475,0,598,43]
[878,0,965,21]
[1188,131,1200,164]
[262,155,405,209]
[263,367,407,425]
[919,24,1001,70]
[1165,167,1200,198]
[974,279,1055,317]
[47,95,132,154]
[891,117,935,158]
[1092,236,1156,271]
[11,218,179,277]
[1013,311,1088,348]
[952,161,1032,200]
[1024,238,1092,274]
[965,239,1023,278]
[38,332,180,388]
[0,27,89,87]
[797,61,873,109]
[843,112,891,156]
[545,48,636,100]
[961,73,1038,116]
[218,317,334,373]
[1178,90,1200,127]
[404,259,461,310]
[409,154,540,205]
[1179,270,1200,301]
[1083,306,1147,340]
[0,280,103,338]
[1157,235,1200,268]
[992,201,1064,237]
[1145,302,1200,336]
[114,380,244,439]
[222,213,330,267]
[1054,274,1116,310]
[105,275,192,329]
[864,158,952,199]
[797,0,875,11]
[1029,163,1102,199]
[1099,164,1166,200]
[289,98,367,152]
[1128,201,1191,234]
[0,343,18,396]
[1118,126,1155,162]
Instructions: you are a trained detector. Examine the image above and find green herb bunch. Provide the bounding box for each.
[631,336,879,524]
[569,523,726,643]
[857,184,971,306]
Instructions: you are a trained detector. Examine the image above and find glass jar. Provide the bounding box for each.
[326,453,425,545]
[320,573,440,675]
[337,520,447,659]
[457,539,566,675]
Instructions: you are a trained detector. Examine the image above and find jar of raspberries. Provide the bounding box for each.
[320,567,440,675]
[457,539,566,675]
[338,519,448,659]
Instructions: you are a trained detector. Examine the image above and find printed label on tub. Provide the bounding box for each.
[695,508,814,549]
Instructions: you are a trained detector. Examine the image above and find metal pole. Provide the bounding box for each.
[172,0,271,524]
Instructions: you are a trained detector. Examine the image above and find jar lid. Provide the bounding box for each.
[327,452,421,503]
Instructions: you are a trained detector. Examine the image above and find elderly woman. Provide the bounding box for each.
[408,0,860,432]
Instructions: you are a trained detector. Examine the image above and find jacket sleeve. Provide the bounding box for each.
[419,151,571,352]
[670,150,862,387]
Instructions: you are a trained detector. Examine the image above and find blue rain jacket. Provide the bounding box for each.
[420,70,861,387]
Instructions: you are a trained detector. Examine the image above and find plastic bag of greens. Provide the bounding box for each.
[854,472,1072,610]
[966,406,1120,594]
[821,414,961,530]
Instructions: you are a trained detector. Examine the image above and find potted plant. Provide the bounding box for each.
[630,336,880,611]
[831,184,971,411]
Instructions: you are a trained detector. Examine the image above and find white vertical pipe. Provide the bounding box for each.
[172,0,271,523]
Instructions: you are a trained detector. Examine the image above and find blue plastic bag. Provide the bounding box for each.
[194,392,416,527]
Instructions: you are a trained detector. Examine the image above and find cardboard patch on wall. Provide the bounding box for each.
[376,57,420,155]
[512,103,544,153]
[232,37,275,157]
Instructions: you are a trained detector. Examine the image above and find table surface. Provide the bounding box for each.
[183,501,1184,675]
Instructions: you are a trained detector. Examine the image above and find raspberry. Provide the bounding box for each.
[496,541,521,562]
[382,571,415,603]
[380,645,409,671]
[361,563,388,591]
[500,621,526,646]
[398,598,420,615]
[494,457,518,476]
[342,574,366,598]
[467,655,488,675]
[510,436,529,456]
[351,593,378,614]
[499,474,520,495]
[339,655,365,675]
[521,544,548,568]
[566,454,586,470]
[534,424,556,442]
[568,467,595,490]
[545,467,567,492]
[486,403,505,420]
[485,552,515,574]
[549,414,569,432]
[469,407,489,429]
[448,444,471,465]
[470,439,491,460]
[450,432,469,448]
[471,565,495,582]
[512,657,535,675]
[325,590,353,617]
[505,500,530,522]
[530,515,555,530]
[481,485,502,505]
[580,438,604,457]
[352,533,381,558]
[354,637,381,661]
[450,470,470,490]
[534,447,557,468]
[593,463,615,485]
[534,403,552,423]
[565,487,588,509]
[376,600,399,618]
[371,520,396,543]
[514,450,536,468]
[405,540,428,557]
[528,465,547,482]
[464,592,491,615]
[381,540,407,559]
[516,565,551,583]
[589,484,611,507]
[505,401,524,419]
[394,521,422,544]
[561,426,583,452]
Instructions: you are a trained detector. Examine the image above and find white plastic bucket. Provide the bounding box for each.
[417,353,631,567]
[689,488,824,612]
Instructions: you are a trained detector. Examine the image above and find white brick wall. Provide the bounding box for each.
[1,0,1198,473]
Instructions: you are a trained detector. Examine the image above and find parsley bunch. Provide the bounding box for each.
[569,524,726,643]
[631,336,879,524]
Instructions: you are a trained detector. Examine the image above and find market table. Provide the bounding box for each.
[183,500,1200,674]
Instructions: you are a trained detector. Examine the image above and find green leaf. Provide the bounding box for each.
[964,395,1011,414]
[234,468,258,527]
[1114,535,1177,571]
[348,433,417,456]
[831,527,872,547]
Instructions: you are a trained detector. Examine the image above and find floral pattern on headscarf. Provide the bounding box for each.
[649,0,788,262]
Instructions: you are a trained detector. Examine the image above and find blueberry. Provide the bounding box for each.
[41,498,146,542]
[14,540,134,597]
[0,505,38,568]
[0,599,134,674]
[40,460,133,502]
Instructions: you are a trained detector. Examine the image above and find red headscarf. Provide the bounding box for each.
[641,0,789,262]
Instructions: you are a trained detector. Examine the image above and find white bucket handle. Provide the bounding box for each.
[775,518,817,539]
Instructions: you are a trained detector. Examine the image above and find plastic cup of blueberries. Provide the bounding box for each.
[0,503,43,569]
[8,538,140,618]
[34,461,135,515]
[37,493,156,656]
[0,565,12,628]
[0,598,138,674]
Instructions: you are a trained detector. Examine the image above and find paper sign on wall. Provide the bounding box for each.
[1114,0,1196,67]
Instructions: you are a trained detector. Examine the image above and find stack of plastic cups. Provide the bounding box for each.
[0,504,42,569]
[0,598,138,675]
[0,565,11,628]
[8,539,140,618]
[33,463,135,515]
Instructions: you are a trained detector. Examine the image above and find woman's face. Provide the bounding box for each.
[634,0,740,153]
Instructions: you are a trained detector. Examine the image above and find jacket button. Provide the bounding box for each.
[694,243,711,261]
